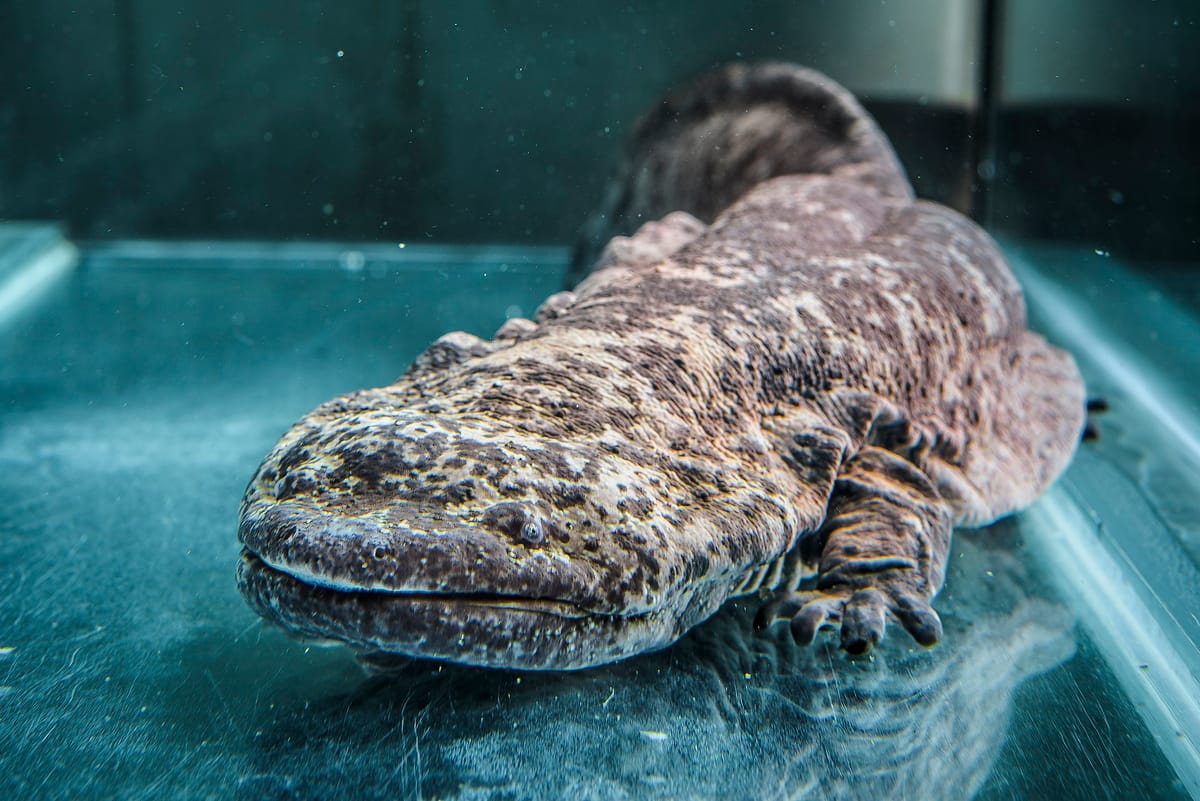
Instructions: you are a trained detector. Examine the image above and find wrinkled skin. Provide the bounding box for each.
[237,63,1084,669]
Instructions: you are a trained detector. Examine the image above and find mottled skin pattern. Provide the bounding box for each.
[237,64,1085,669]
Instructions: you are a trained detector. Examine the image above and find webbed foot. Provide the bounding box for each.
[756,445,952,655]
[754,579,942,656]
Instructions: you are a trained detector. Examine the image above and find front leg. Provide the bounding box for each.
[756,445,953,655]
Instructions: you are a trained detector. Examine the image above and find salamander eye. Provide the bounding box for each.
[520,519,545,545]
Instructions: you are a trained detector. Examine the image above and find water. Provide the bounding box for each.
[0,239,1192,800]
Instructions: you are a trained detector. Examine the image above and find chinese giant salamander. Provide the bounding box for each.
[237,63,1084,669]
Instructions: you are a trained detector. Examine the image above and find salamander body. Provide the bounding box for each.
[237,64,1084,669]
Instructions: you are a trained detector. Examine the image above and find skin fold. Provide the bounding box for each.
[237,63,1085,669]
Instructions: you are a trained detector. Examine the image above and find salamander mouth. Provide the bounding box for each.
[236,493,731,669]
[250,548,593,617]
[236,551,694,670]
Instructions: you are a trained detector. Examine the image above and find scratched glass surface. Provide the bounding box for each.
[0,248,1190,800]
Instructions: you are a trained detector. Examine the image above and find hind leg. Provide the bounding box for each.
[756,445,953,655]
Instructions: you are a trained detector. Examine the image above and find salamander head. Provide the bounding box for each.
[236,401,734,670]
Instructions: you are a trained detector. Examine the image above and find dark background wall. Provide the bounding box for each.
[0,1,1196,262]
[0,0,985,245]
[990,0,1200,262]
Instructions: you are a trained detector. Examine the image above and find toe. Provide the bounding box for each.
[891,593,943,647]
[840,589,886,655]
[789,597,843,646]
[754,593,797,631]
[754,591,822,631]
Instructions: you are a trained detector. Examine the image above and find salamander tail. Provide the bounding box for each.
[569,62,912,284]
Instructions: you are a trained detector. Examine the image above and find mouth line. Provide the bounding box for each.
[242,551,597,620]
[236,550,722,670]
